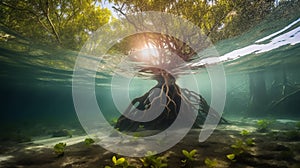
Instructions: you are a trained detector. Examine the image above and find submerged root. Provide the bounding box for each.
[115,72,227,132]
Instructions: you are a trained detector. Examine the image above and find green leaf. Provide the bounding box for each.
[240,130,250,136]
[116,157,126,165]
[204,158,211,165]
[53,142,66,155]
[190,149,197,156]
[226,154,235,160]
[84,138,95,145]
[112,156,117,164]
[182,150,189,157]
[204,158,218,168]
[245,138,255,146]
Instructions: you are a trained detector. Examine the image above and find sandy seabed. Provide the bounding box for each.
[0,118,300,168]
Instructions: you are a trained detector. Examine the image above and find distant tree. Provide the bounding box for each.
[0,0,111,50]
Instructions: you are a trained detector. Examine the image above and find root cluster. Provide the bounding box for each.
[115,72,227,131]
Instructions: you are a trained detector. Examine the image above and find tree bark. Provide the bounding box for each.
[115,69,227,132]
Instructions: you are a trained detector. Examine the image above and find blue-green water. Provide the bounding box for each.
[1,2,300,167]
[1,4,300,139]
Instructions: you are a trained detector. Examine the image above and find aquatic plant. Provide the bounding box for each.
[256,119,272,132]
[105,155,136,168]
[204,158,218,168]
[112,156,129,168]
[227,128,256,163]
[226,154,236,162]
[84,137,95,145]
[231,139,249,155]
[53,142,66,156]
[182,149,197,162]
[239,130,250,136]
[138,125,145,129]
[140,151,167,168]
[111,118,119,125]
[181,149,197,167]
[227,136,255,162]
[245,138,255,146]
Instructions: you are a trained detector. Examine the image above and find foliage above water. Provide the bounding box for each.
[0,0,299,86]
[0,0,111,50]
[110,0,275,44]
[100,0,280,78]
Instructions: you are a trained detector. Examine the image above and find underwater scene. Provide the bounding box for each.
[1,0,300,167]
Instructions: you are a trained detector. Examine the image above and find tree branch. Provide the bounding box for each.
[43,0,61,44]
[1,1,60,43]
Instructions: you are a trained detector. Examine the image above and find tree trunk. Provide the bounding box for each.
[248,71,268,116]
[115,69,227,132]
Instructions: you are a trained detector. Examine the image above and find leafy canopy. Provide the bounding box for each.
[0,0,111,50]
[110,0,275,43]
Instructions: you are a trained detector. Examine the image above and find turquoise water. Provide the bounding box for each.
[0,0,300,145]
[1,2,300,168]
